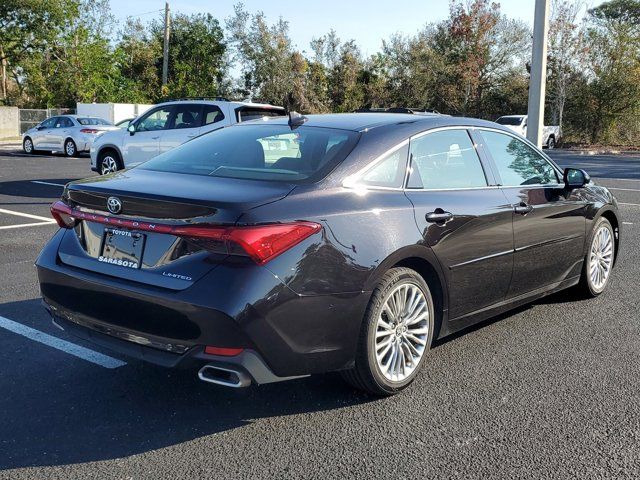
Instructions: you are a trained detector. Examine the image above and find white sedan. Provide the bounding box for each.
[22,115,119,157]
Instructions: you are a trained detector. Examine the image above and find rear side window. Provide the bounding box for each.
[140,124,359,183]
[236,107,285,122]
[480,130,558,186]
[78,118,111,126]
[349,144,409,188]
[407,130,487,189]
[202,105,224,125]
[496,117,524,126]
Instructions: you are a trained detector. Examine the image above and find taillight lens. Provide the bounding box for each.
[50,201,78,228]
[80,128,100,134]
[49,201,321,264]
[174,222,322,264]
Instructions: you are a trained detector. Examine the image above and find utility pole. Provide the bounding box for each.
[162,2,171,88]
[526,0,550,148]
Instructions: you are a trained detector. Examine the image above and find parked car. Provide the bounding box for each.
[90,98,286,175]
[115,117,135,129]
[495,115,561,149]
[39,113,620,395]
[22,115,118,157]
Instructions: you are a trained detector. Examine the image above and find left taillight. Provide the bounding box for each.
[50,201,78,228]
[80,128,100,134]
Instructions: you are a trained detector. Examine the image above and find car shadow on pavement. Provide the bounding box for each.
[0,179,80,199]
[0,299,374,471]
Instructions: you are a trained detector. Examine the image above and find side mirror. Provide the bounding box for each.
[563,168,590,189]
[36,125,45,131]
[127,124,136,135]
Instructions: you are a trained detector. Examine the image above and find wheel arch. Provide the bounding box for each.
[97,145,124,167]
[596,207,620,266]
[364,245,449,340]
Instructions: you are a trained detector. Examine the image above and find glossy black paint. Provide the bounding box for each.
[36,113,621,381]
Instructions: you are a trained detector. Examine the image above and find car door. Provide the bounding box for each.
[32,117,56,148]
[51,116,73,151]
[404,128,514,321]
[123,105,174,165]
[158,103,203,155]
[477,128,587,298]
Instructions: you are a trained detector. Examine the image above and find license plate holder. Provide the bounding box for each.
[99,228,145,269]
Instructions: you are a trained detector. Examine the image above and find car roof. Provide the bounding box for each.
[248,112,503,133]
[498,115,526,118]
[154,99,285,109]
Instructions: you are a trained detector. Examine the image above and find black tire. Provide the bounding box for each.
[23,137,35,154]
[576,217,615,298]
[98,149,122,175]
[341,267,435,396]
[64,138,78,157]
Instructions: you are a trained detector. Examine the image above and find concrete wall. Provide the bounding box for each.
[77,103,154,124]
[0,107,19,140]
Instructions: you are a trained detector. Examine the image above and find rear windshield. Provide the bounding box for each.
[237,107,285,122]
[496,117,524,126]
[139,124,359,182]
[78,117,111,125]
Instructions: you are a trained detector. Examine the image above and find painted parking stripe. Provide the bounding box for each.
[0,207,55,223]
[0,315,126,369]
[0,221,56,230]
[31,180,65,187]
[623,222,633,225]
[608,187,640,192]
[619,202,640,207]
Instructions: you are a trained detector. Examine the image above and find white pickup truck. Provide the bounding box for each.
[495,115,561,149]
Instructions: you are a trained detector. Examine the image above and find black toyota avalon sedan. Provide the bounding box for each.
[37,112,621,395]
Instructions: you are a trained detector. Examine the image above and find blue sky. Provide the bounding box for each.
[108,0,580,56]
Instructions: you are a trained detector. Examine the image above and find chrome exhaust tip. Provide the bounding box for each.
[198,364,252,388]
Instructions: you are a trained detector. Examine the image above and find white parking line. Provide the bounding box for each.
[31,180,65,187]
[0,315,126,369]
[0,207,55,223]
[623,222,633,225]
[619,202,640,207]
[0,221,56,230]
[608,187,640,192]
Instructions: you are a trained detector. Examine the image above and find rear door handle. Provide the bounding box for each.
[514,202,533,215]
[426,210,453,223]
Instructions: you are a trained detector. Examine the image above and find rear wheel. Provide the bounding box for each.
[577,217,615,297]
[64,139,78,157]
[99,150,121,175]
[341,267,435,396]
[23,137,35,154]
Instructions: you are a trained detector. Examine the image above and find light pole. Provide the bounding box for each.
[527,0,550,148]
[162,2,171,88]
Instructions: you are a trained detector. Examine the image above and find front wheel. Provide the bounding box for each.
[99,151,121,175]
[341,267,435,396]
[23,137,35,154]
[577,217,615,297]
[64,139,78,157]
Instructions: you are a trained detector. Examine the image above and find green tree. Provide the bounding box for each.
[151,13,228,100]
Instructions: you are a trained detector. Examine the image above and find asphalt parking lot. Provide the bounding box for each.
[1,147,639,479]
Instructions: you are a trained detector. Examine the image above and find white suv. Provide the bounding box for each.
[90,98,285,174]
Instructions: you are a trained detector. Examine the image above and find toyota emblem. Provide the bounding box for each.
[107,196,122,214]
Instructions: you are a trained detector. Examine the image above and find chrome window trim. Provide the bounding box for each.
[471,126,564,184]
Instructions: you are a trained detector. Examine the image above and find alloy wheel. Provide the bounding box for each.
[65,140,76,156]
[24,139,33,154]
[589,225,613,291]
[101,156,118,175]
[374,282,429,383]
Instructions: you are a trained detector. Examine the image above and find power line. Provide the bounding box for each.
[126,8,164,19]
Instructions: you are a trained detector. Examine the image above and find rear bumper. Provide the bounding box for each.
[36,232,370,378]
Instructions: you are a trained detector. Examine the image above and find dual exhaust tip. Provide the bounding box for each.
[198,364,252,388]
